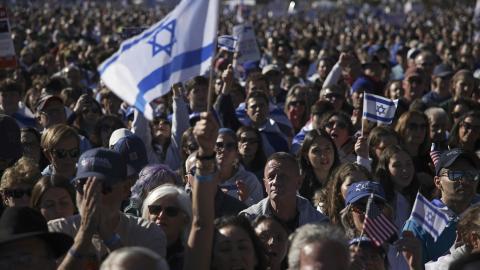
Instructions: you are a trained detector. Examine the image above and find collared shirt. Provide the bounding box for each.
[48,212,166,259]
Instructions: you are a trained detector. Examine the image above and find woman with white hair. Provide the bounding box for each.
[142,184,191,270]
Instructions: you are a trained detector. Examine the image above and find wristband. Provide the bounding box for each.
[68,247,84,259]
[195,173,215,182]
[104,233,121,247]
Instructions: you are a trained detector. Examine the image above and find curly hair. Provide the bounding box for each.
[130,164,179,208]
[1,157,41,193]
[318,163,371,225]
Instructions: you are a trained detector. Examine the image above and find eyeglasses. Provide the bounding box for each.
[239,137,259,144]
[352,200,385,214]
[407,123,427,131]
[152,118,171,126]
[72,178,113,195]
[52,148,79,159]
[148,205,181,217]
[2,188,32,198]
[325,120,347,130]
[441,170,479,182]
[460,122,480,132]
[214,141,237,151]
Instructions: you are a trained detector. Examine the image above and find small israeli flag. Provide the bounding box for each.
[409,192,450,242]
[362,93,398,124]
[98,0,219,120]
[218,35,237,52]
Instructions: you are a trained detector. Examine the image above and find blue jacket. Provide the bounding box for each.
[402,199,458,264]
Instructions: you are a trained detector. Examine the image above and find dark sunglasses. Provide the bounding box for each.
[73,178,113,195]
[3,188,32,198]
[215,141,236,151]
[148,205,181,217]
[352,200,385,213]
[442,170,479,182]
[460,122,480,132]
[188,166,196,176]
[325,121,347,130]
[239,137,259,144]
[52,148,80,159]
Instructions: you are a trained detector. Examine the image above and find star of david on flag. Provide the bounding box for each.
[408,192,450,241]
[98,0,219,120]
[362,93,398,125]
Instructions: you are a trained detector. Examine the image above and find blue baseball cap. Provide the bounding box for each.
[111,134,148,176]
[345,181,386,206]
[74,148,127,185]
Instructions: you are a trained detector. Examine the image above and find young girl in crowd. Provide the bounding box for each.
[298,129,340,203]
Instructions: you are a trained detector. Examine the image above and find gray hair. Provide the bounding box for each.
[288,223,349,270]
[100,247,169,270]
[424,107,447,122]
[141,184,192,244]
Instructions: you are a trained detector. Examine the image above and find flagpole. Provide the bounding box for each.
[206,3,219,113]
[356,193,374,248]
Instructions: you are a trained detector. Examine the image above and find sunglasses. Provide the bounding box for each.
[325,121,347,130]
[3,188,32,199]
[148,205,181,217]
[460,122,480,132]
[352,200,385,214]
[442,170,479,182]
[72,178,113,195]
[239,137,259,144]
[215,141,236,151]
[52,148,80,159]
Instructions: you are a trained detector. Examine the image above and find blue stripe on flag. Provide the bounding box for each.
[417,195,450,223]
[365,94,396,107]
[133,42,214,109]
[99,20,170,75]
[412,212,440,237]
[363,112,394,123]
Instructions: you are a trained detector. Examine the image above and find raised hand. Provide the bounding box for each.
[193,112,219,157]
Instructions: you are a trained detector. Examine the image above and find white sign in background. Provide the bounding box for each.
[232,23,261,65]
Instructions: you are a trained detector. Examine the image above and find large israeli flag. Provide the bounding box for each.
[98,0,219,120]
[362,93,398,125]
[409,192,450,242]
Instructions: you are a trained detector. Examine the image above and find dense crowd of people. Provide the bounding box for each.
[1,0,480,269]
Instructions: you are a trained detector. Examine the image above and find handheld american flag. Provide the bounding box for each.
[362,193,398,247]
[430,143,442,168]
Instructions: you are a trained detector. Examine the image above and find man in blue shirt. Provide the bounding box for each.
[403,149,480,263]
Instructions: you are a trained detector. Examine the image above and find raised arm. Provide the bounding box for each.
[184,112,220,270]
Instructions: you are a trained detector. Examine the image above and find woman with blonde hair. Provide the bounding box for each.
[142,184,191,270]
[41,124,80,179]
[1,157,41,207]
